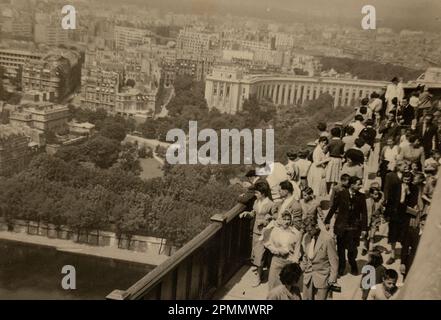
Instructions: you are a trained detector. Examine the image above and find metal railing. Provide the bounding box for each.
[106,203,250,300]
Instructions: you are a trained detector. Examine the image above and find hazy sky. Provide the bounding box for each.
[122,0,441,32]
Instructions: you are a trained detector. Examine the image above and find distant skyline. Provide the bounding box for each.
[110,0,441,32]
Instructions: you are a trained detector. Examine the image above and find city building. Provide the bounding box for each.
[176,28,219,54]
[80,67,121,112]
[175,53,216,82]
[0,124,29,176]
[115,87,155,121]
[9,101,69,133]
[34,12,69,47]
[114,26,152,50]
[205,65,388,114]
[22,49,82,102]
[0,48,43,80]
[0,8,34,41]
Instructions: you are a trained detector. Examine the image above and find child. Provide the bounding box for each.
[362,187,384,255]
[361,249,386,300]
[367,269,399,300]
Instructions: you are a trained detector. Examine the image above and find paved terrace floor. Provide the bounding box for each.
[216,139,405,300]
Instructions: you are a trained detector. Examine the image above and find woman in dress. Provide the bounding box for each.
[239,182,273,287]
[398,135,425,170]
[308,136,329,198]
[264,211,303,291]
[325,127,345,193]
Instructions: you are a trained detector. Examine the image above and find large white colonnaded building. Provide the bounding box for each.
[205,65,389,114]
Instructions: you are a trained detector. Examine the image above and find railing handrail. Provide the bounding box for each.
[108,203,245,300]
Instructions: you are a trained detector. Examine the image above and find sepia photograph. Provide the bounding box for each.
[0,0,441,306]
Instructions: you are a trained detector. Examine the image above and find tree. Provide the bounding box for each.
[114,143,142,175]
[99,119,127,142]
[82,136,121,169]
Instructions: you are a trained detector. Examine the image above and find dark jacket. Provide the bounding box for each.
[383,172,402,221]
[379,120,399,144]
[416,122,439,156]
[324,188,368,237]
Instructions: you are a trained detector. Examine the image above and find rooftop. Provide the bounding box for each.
[0,124,26,140]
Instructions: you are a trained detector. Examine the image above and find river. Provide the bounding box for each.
[0,239,152,300]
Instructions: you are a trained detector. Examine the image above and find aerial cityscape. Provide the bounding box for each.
[0,0,440,303]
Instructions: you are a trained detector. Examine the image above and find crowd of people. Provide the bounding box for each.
[238,79,440,300]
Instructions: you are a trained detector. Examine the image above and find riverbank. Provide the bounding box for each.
[0,231,169,266]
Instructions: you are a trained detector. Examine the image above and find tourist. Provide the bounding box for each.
[353,137,371,162]
[381,137,400,173]
[296,150,312,190]
[385,77,400,114]
[424,149,441,170]
[300,187,320,221]
[325,127,345,193]
[379,112,399,150]
[329,173,350,211]
[317,122,330,140]
[349,114,366,138]
[383,163,410,265]
[400,172,425,280]
[285,151,300,183]
[360,119,377,149]
[300,215,338,300]
[416,114,439,158]
[267,263,303,300]
[362,186,384,255]
[417,87,433,121]
[369,92,383,125]
[367,269,400,300]
[239,182,274,287]
[271,180,303,224]
[398,135,425,170]
[341,150,364,180]
[237,169,272,211]
[264,211,303,291]
[361,249,386,300]
[398,127,412,149]
[324,176,368,276]
[396,98,414,127]
[343,126,357,152]
[307,136,329,198]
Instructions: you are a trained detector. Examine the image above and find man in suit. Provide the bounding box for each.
[271,180,303,230]
[383,160,408,265]
[301,216,338,300]
[416,114,439,158]
[325,176,368,276]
